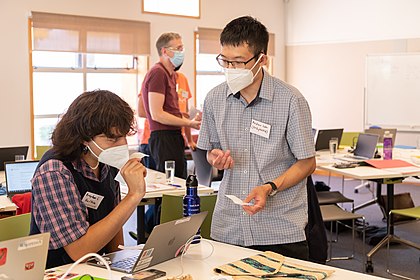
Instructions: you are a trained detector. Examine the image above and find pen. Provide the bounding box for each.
[170,184,182,188]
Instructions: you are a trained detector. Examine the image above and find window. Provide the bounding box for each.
[30,12,150,157]
[143,0,200,18]
[195,28,275,109]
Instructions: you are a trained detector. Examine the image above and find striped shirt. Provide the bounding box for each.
[197,70,315,246]
[31,158,119,250]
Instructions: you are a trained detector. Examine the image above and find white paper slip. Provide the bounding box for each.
[130,152,148,159]
[225,194,252,206]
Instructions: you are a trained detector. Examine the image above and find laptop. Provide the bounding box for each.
[364,128,397,147]
[0,233,50,280]
[314,129,344,151]
[88,211,208,274]
[340,133,379,162]
[4,160,39,197]
[0,146,29,171]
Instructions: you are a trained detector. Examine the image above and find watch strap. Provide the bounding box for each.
[265,181,278,196]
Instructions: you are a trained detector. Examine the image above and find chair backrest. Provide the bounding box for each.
[160,193,217,239]
[191,148,213,187]
[0,213,31,241]
[340,132,360,148]
[35,145,52,160]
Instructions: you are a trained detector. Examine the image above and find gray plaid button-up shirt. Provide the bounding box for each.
[197,70,315,246]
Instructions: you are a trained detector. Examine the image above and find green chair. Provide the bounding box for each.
[339,132,360,149]
[160,194,217,239]
[0,213,31,241]
[386,206,420,280]
[35,145,52,160]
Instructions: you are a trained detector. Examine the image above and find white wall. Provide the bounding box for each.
[286,0,420,44]
[0,0,284,151]
[285,0,420,146]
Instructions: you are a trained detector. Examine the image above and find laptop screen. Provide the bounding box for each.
[5,161,39,195]
[0,146,29,171]
[314,129,344,151]
[364,128,397,147]
[353,133,379,159]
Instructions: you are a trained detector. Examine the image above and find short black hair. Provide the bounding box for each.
[220,16,269,56]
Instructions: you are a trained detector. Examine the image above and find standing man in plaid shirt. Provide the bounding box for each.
[197,16,316,260]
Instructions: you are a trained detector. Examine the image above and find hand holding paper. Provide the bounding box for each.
[225,194,253,206]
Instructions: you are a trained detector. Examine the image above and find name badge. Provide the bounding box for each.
[82,192,104,210]
[181,90,189,99]
[250,119,271,139]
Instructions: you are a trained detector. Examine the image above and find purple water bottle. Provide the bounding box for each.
[183,174,201,243]
[383,131,393,160]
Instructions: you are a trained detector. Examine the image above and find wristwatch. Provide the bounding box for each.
[265,181,279,197]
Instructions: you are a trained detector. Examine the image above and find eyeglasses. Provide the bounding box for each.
[165,46,184,53]
[216,53,260,69]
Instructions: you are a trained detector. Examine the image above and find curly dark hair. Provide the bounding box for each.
[51,89,136,161]
[220,16,269,56]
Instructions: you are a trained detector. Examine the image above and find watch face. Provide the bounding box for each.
[269,189,278,197]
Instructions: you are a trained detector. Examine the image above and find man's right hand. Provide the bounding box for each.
[189,117,201,130]
[209,149,234,170]
[120,158,147,199]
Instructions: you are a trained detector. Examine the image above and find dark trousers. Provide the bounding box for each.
[149,129,187,179]
[139,143,156,170]
[247,240,309,261]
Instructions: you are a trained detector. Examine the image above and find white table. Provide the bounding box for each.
[134,169,214,244]
[56,239,388,280]
[316,149,420,272]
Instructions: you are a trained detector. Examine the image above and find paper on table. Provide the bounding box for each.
[146,183,177,193]
[0,196,16,211]
[365,159,414,169]
[225,194,252,206]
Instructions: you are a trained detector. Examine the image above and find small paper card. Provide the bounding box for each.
[225,194,252,206]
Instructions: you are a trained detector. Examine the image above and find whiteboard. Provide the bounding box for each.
[365,53,420,131]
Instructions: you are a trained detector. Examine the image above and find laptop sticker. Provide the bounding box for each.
[0,248,7,266]
[24,261,34,271]
[140,248,154,259]
[18,237,43,251]
[134,256,153,271]
[175,216,191,225]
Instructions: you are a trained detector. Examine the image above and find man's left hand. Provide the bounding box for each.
[242,184,272,215]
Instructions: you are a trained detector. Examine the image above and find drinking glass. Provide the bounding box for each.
[165,160,175,184]
[329,137,339,154]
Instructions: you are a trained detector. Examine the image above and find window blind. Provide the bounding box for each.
[197,27,275,56]
[31,12,150,55]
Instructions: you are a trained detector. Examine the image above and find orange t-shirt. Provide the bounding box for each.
[138,72,192,145]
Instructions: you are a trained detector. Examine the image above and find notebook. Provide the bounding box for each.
[87,211,208,274]
[0,146,29,171]
[314,129,344,151]
[340,133,379,162]
[364,128,397,147]
[4,160,39,197]
[0,233,50,280]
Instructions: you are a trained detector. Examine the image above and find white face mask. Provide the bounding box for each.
[87,140,129,169]
[224,54,263,93]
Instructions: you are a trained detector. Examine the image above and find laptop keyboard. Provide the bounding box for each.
[111,255,138,270]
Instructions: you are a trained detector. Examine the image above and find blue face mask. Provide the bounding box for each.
[169,51,185,68]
